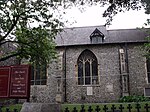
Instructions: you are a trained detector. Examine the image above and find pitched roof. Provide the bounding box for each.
[55,25,149,46]
[107,28,149,43]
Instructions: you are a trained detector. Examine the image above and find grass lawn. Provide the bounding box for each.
[61,101,150,112]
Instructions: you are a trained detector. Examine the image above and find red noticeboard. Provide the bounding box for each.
[0,65,31,99]
[9,65,31,98]
[0,67,10,98]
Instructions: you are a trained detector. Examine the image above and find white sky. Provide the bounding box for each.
[63,5,150,29]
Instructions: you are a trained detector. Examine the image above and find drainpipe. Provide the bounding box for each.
[64,47,67,102]
[125,43,130,95]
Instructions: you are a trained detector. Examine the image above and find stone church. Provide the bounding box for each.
[30,25,150,103]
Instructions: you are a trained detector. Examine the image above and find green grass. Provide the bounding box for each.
[1,104,22,112]
[61,102,150,112]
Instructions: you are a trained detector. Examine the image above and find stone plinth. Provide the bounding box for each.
[20,102,61,112]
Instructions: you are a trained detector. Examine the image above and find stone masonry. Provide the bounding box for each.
[30,43,149,103]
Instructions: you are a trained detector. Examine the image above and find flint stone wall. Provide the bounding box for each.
[30,43,148,103]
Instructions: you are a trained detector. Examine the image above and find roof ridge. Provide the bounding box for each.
[108,28,150,31]
[63,25,106,30]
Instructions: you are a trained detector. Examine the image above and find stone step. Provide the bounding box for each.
[20,102,61,112]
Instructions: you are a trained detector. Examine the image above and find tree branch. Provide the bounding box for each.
[0,51,22,62]
[0,15,20,42]
[0,6,33,43]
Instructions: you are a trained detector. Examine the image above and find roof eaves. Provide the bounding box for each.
[56,41,148,48]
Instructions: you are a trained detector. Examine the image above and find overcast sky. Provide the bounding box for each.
[63,5,150,30]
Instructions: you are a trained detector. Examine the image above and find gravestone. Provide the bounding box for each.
[20,102,61,112]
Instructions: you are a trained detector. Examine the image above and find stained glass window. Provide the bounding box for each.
[77,49,98,85]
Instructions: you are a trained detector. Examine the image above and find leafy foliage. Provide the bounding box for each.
[142,0,150,14]
[143,36,150,59]
[119,95,150,102]
[0,0,63,64]
[15,27,57,65]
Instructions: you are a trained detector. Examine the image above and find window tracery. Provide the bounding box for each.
[77,49,98,85]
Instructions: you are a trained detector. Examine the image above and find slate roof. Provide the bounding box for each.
[55,25,149,46]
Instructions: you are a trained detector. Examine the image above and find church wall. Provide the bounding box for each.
[30,60,59,103]
[30,43,148,103]
[65,45,121,103]
[127,44,148,95]
[30,48,65,103]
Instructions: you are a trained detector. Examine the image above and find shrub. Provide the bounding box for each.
[0,99,19,107]
[119,95,150,102]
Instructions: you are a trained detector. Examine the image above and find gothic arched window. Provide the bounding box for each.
[77,49,98,85]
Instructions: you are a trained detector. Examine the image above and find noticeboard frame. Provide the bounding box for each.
[0,65,31,100]
[0,66,11,98]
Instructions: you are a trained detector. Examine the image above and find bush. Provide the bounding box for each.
[119,95,150,102]
[0,99,18,107]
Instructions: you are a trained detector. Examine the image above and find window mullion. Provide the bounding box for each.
[90,60,92,85]
[77,50,98,86]
[83,61,85,85]
[39,66,41,85]
[34,63,36,85]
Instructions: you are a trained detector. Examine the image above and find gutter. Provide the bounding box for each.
[125,43,130,95]
[56,41,147,48]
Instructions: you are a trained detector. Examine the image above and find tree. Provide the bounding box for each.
[103,0,150,25]
[0,0,63,65]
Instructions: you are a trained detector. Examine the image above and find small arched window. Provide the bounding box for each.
[77,49,98,85]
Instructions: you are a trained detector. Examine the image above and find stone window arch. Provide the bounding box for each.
[77,49,98,85]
